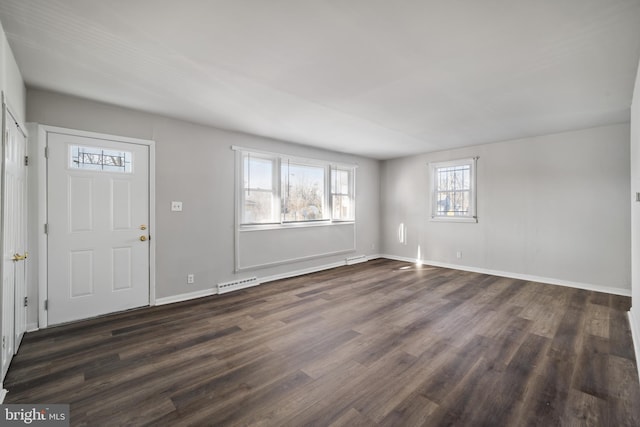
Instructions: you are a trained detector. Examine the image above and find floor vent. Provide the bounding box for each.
[217,277,260,294]
[346,255,368,265]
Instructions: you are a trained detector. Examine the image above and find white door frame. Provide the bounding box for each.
[35,125,156,328]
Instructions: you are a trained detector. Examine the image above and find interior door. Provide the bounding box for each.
[12,116,26,351]
[47,132,150,325]
[1,105,27,378]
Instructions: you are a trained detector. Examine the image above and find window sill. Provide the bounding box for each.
[239,220,355,232]
[430,216,478,223]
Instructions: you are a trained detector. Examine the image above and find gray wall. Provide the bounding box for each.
[26,88,380,325]
[0,19,25,124]
[381,123,631,294]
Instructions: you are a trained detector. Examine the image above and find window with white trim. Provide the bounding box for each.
[331,167,354,221]
[281,160,327,222]
[237,148,356,226]
[242,153,277,224]
[430,157,477,222]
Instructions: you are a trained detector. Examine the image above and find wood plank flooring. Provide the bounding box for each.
[5,259,640,426]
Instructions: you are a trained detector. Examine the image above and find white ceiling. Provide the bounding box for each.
[1,0,640,159]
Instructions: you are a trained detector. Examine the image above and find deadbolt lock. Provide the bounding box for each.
[140,225,147,230]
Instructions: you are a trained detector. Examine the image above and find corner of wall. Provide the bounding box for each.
[0,27,26,124]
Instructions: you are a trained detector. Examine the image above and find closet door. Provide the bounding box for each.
[1,103,27,379]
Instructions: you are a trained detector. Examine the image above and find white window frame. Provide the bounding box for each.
[234,146,356,229]
[240,152,280,225]
[330,166,356,222]
[281,158,329,223]
[429,157,478,223]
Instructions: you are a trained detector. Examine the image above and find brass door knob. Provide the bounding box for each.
[12,253,27,261]
[140,236,147,241]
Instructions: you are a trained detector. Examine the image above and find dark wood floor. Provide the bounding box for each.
[5,259,640,426]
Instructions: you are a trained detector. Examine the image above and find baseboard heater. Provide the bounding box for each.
[217,276,260,294]
[346,255,368,265]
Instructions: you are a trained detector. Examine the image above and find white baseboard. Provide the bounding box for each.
[381,254,631,297]
[26,323,39,333]
[260,261,348,284]
[261,254,381,283]
[0,388,7,403]
[629,308,640,382]
[155,288,217,306]
[345,255,368,265]
[154,255,384,306]
[151,254,629,308]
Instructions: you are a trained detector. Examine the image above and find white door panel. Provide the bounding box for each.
[48,133,149,325]
[1,107,27,379]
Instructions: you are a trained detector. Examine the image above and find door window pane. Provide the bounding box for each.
[70,145,132,173]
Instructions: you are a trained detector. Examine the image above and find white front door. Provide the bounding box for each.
[47,132,150,325]
[1,106,27,379]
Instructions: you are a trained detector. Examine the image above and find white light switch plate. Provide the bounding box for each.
[171,201,183,211]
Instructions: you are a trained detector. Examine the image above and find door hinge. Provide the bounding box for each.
[24,296,28,307]
[24,155,29,166]
[2,336,5,349]
[44,146,49,158]
[44,223,48,234]
[44,299,48,311]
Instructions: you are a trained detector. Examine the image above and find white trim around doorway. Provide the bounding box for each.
[33,125,156,328]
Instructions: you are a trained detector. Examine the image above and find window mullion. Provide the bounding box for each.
[275,157,282,224]
[239,151,246,224]
[327,165,332,221]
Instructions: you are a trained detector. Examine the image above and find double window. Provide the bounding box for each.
[239,149,355,226]
[430,157,477,222]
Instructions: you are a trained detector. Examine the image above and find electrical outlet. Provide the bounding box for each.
[171,201,183,211]
[456,251,462,259]
[187,274,194,284]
